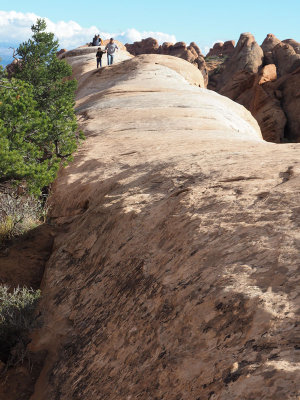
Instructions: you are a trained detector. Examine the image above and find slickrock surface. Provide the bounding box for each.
[59,44,131,67]
[126,38,208,86]
[28,52,300,399]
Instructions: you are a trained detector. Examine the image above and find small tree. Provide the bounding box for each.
[0,78,60,194]
[0,19,83,195]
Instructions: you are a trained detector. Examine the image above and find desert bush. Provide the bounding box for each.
[0,185,43,245]
[0,285,41,362]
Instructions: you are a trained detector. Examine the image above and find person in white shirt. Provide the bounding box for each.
[105,38,118,65]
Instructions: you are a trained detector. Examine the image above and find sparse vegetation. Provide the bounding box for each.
[0,285,41,363]
[0,186,44,246]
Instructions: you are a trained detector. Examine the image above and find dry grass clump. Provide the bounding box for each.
[0,285,41,364]
[0,185,45,245]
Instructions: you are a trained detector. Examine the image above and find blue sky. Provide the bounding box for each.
[1,0,299,64]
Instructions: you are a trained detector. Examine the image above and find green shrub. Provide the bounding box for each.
[0,18,83,196]
[0,285,41,362]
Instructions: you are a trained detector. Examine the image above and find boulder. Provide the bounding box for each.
[206,42,224,57]
[160,42,173,53]
[282,39,300,54]
[223,40,235,55]
[56,48,67,57]
[189,42,203,56]
[272,41,300,76]
[261,33,281,64]
[125,37,159,55]
[206,40,235,58]
[212,33,263,95]
[172,41,186,49]
[224,33,263,75]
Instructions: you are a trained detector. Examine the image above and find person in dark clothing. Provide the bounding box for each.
[96,47,105,68]
[92,34,97,46]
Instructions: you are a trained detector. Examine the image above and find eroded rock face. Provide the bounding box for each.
[125,37,208,86]
[206,40,235,58]
[26,51,300,400]
[208,32,300,142]
[235,64,287,142]
[276,67,300,141]
[282,39,300,54]
[261,33,281,64]
[273,41,300,76]
[125,37,159,54]
[215,33,264,92]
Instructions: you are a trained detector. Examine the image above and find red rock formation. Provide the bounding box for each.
[208,32,300,142]
[125,37,159,55]
[125,38,208,86]
[56,49,67,57]
[223,40,235,54]
[209,32,263,96]
[282,39,300,54]
[206,40,235,58]
[274,66,300,141]
[234,65,287,142]
[206,42,224,57]
[261,33,281,64]
[189,42,202,56]
[272,41,300,76]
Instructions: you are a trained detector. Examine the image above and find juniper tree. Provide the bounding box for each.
[0,19,83,195]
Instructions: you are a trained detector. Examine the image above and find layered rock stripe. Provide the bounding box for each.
[26,50,300,399]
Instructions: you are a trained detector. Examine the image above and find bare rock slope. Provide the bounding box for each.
[29,50,300,399]
[126,38,208,86]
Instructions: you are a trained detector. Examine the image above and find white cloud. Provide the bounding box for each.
[0,10,176,51]
[122,28,176,44]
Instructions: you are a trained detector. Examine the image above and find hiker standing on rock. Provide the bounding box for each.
[96,47,105,68]
[105,38,118,65]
